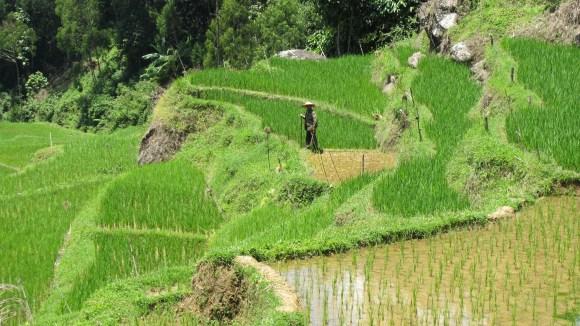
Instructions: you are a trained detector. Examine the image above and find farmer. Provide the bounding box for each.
[300,101,319,152]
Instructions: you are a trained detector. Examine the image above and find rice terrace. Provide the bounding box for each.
[0,0,578,325]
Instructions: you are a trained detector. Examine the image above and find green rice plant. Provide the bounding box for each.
[504,38,580,171]
[0,127,143,197]
[373,56,480,216]
[98,159,223,233]
[64,229,204,311]
[208,173,376,253]
[0,123,142,312]
[0,122,85,169]
[0,182,102,310]
[187,55,387,117]
[200,89,377,149]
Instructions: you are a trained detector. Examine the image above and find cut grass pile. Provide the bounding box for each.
[99,159,223,233]
[200,89,376,149]
[504,38,580,171]
[373,56,481,217]
[187,55,386,117]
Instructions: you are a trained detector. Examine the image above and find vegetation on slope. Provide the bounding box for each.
[504,38,580,171]
[188,56,387,117]
[373,56,481,216]
[200,89,377,149]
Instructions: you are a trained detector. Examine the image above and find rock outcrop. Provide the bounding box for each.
[276,49,326,60]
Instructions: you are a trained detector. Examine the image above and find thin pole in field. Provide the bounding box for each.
[50,132,53,148]
[510,67,515,83]
[318,152,329,182]
[361,154,365,175]
[328,151,342,182]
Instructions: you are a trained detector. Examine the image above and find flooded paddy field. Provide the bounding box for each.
[273,196,579,325]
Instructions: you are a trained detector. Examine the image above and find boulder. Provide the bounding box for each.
[450,42,473,62]
[439,13,458,30]
[408,52,424,68]
[276,49,326,60]
[488,206,515,221]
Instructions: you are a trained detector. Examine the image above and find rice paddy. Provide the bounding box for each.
[199,89,377,149]
[274,195,579,325]
[373,55,481,216]
[98,159,222,233]
[504,38,580,172]
[187,56,386,117]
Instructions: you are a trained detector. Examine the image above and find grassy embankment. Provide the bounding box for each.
[35,85,311,324]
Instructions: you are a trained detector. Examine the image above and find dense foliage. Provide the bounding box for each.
[0,0,419,129]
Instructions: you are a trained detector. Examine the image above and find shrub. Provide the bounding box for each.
[25,71,49,97]
[277,177,330,208]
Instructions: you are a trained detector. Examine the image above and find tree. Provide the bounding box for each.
[313,0,419,56]
[55,0,106,62]
[204,0,257,68]
[254,0,308,59]
[0,9,37,94]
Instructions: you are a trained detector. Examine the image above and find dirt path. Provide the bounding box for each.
[234,256,300,313]
[0,161,20,173]
[307,149,396,183]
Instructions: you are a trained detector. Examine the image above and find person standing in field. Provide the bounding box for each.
[301,102,319,152]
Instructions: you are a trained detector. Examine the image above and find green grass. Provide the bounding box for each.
[208,174,376,254]
[0,123,142,312]
[98,159,223,233]
[64,229,205,311]
[449,0,544,41]
[0,122,86,169]
[0,182,103,310]
[504,38,580,171]
[373,56,481,216]
[187,56,386,117]
[200,89,377,149]
[0,127,143,197]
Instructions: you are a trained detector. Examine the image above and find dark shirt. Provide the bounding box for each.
[304,110,318,131]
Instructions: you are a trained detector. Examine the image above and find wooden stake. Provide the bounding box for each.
[510,67,515,83]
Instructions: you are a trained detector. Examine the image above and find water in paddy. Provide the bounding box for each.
[273,196,579,325]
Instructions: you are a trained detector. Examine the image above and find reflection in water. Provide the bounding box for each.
[273,196,579,325]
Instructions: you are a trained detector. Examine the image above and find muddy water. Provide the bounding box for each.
[273,196,579,325]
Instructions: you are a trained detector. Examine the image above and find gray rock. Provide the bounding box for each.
[408,52,424,68]
[439,13,458,30]
[471,60,489,82]
[450,42,473,62]
[439,0,458,10]
[276,49,326,60]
